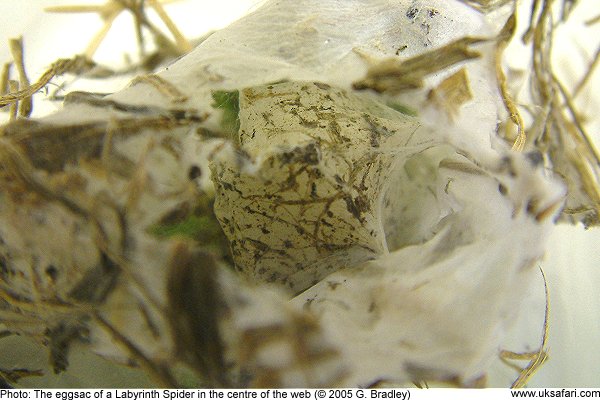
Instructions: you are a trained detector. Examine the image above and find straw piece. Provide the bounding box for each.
[8,37,32,118]
[7,81,18,121]
[500,268,550,388]
[353,37,484,94]
[573,45,600,97]
[0,63,11,96]
[147,0,192,53]
[495,13,526,151]
[0,56,97,108]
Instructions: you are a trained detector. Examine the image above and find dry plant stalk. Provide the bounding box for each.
[0,64,11,97]
[500,268,550,388]
[353,37,485,94]
[0,56,100,109]
[495,12,527,151]
[526,0,600,226]
[6,81,19,122]
[7,38,32,118]
[0,0,597,389]
[45,0,192,60]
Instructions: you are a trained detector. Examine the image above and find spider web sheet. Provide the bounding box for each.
[0,0,574,388]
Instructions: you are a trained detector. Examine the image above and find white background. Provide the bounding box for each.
[0,0,599,388]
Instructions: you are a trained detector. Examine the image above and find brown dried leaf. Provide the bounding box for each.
[353,37,485,95]
[427,68,473,120]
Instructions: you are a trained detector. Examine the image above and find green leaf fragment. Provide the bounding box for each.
[148,202,230,259]
[150,215,215,239]
[211,90,240,135]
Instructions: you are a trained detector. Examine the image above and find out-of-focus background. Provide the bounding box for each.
[0,0,598,388]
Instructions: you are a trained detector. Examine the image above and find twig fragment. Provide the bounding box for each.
[500,267,550,388]
[0,63,11,96]
[130,74,188,103]
[573,45,600,97]
[7,81,19,121]
[0,368,44,385]
[8,37,32,118]
[147,0,192,53]
[495,12,526,151]
[46,0,191,60]
[94,312,178,388]
[586,14,600,25]
[0,56,98,108]
[353,37,485,94]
